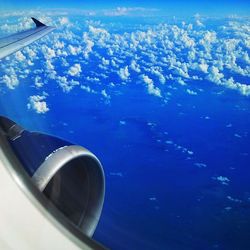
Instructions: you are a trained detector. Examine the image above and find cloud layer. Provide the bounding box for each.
[0,14,249,113]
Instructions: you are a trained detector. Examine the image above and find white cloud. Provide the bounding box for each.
[186,89,197,95]
[214,176,230,185]
[173,64,190,78]
[57,76,79,92]
[68,45,81,56]
[222,77,250,96]
[194,163,207,168]
[42,45,56,59]
[141,74,162,97]
[130,60,141,73]
[102,57,110,66]
[150,67,166,84]
[206,66,224,84]
[176,77,186,85]
[25,47,37,59]
[68,63,82,77]
[58,17,70,26]
[85,76,100,83]
[15,51,26,62]
[27,94,49,114]
[227,196,242,203]
[89,25,109,36]
[2,74,19,89]
[118,66,130,81]
[103,7,158,17]
[82,33,95,58]
[198,62,209,73]
[1,67,19,89]
[55,40,65,49]
[237,83,250,96]
[1,14,250,100]
[34,76,44,88]
[200,31,217,47]
[46,59,54,70]
[196,20,204,27]
[101,89,110,99]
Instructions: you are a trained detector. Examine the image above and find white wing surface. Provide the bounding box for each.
[0,17,55,60]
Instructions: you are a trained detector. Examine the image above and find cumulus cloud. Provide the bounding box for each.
[57,76,79,92]
[173,65,190,78]
[81,85,97,94]
[1,13,250,108]
[15,51,26,62]
[68,45,81,56]
[34,76,44,88]
[68,63,82,77]
[27,94,49,114]
[46,59,54,70]
[2,74,19,89]
[150,67,166,84]
[42,45,56,59]
[82,34,95,58]
[118,66,130,81]
[227,196,242,203]
[102,57,110,66]
[25,47,37,60]
[101,89,110,99]
[55,40,65,49]
[213,176,230,185]
[192,62,209,73]
[58,17,70,26]
[196,19,204,27]
[103,7,158,17]
[130,60,141,73]
[1,67,19,89]
[186,89,197,95]
[141,74,161,97]
[221,77,250,96]
[206,66,224,84]
[89,25,109,36]
[200,31,217,49]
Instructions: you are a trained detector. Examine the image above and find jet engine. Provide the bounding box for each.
[0,116,105,237]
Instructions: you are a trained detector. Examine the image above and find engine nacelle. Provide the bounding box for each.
[0,116,105,237]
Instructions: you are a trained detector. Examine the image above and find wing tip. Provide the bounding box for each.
[31,17,46,27]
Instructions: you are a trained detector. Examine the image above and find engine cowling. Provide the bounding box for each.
[0,116,105,237]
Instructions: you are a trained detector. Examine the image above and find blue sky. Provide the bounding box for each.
[1,0,250,16]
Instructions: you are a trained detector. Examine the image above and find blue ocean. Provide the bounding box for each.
[0,14,250,249]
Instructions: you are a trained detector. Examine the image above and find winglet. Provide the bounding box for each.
[31,17,46,27]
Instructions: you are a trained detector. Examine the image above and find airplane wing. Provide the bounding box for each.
[0,17,55,60]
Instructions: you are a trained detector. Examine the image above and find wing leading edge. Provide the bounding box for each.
[0,17,55,60]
